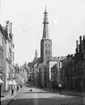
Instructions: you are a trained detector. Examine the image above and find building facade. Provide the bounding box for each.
[0,24,6,91]
[0,21,14,91]
[60,35,85,92]
[31,9,66,89]
[6,21,14,91]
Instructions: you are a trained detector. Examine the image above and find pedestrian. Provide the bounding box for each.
[11,86,14,95]
[56,84,58,92]
[12,89,14,95]
[58,84,62,92]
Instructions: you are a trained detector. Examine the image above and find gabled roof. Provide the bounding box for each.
[33,57,41,64]
[0,24,5,35]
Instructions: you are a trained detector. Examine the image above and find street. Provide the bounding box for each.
[4,85,84,105]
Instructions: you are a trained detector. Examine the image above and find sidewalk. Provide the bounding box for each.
[1,88,22,105]
[1,91,11,97]
[42,87,85,97]
[60,90,85,97]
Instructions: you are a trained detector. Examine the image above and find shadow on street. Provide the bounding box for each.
[1,96,83,105]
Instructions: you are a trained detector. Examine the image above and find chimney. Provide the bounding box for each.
[79,36,82,45]
[83,35,85,40]
[76,40,78,49]
[79,36,82,52]
[83,35,85,52]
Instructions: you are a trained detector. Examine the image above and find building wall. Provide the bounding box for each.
[0,31,3,69]
[2,32,7,91]
[0,22,14,91]
[49,61,57,81]
[60,36,85,91]
[41,39,52,63]
[5,40,10,91]
[0,31,4,91]
[6,21,14,91]
[6,61,10,91]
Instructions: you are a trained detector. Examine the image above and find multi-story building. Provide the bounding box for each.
[60,54,75,89]
[0,21,14,91]
[0,24,6,91]
[5,21,14,91]
[48,56,65,89]
[17,64,28,85]
[72,35,85,92]
[61,35,85,92]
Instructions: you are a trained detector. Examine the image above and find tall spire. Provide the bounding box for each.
[42,7,49,39]
[35,49,38,59]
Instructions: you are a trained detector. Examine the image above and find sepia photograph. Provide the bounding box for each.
[0,0,85,105]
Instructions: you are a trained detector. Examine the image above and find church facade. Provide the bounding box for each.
[32,8,66,88]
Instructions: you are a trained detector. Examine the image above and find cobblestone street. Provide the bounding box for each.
[1,85,84,105]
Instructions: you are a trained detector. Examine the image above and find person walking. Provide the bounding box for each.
[11,85,14,95]
[17,85,19,92]
[58,84,62,92]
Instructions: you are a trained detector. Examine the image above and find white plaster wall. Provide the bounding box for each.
[49,61,57,80]
[6,61,9,91]
[6,40,9,59]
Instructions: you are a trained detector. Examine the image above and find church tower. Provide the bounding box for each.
[40,8,52,63]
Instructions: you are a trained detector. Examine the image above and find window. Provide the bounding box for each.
[49,50,50,54]
[46,50,47,54]
[83,62,85,69]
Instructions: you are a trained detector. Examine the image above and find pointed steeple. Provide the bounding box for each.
[42,7,49,39]
[35,49,38,59]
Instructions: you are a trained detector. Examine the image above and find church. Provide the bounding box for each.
[32,8,66,88]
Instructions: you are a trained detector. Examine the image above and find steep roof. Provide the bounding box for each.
[33,57,41,64]
[0,24,5,35]
[0,24,8,39]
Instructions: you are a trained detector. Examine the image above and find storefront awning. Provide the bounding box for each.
[8,80,17,85]
[0,79,4,84]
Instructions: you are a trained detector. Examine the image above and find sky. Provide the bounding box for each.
[1,0,85,65]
